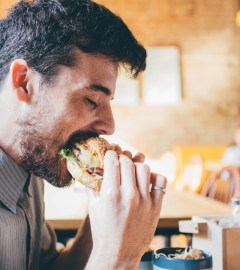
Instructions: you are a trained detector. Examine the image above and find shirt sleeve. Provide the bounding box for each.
[39,221,60,270]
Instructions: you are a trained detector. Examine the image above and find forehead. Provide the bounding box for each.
[39,50,119,107]
[62,50,119,93]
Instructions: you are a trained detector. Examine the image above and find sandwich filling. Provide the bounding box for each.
[60,137,114,187]
[72,143,104,178]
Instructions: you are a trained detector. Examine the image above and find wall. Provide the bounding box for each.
[0,0,17,18]
[95,0,240,158]
[1,0,240,158]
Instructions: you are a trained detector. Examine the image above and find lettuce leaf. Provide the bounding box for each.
[59,149,78,164]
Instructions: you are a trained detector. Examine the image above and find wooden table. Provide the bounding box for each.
[158,188,231,230]
[46,187,232,232]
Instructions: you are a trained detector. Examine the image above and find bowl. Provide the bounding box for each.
[153,248,212,270]
[138,249,154,270]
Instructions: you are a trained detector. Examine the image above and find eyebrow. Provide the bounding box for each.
[88,84,111,96]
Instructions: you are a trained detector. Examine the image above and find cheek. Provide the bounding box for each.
[49,111,93,139]
[68,103,98,127]
[42,101,97,142]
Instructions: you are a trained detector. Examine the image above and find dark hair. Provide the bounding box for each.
[0,0,146,85]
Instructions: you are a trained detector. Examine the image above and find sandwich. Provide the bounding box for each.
[60,137,115,191]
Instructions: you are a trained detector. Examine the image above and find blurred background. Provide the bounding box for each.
[99,0,240,158]
[1,0,240,252]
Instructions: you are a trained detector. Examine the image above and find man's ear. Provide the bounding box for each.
[10,59,33,103]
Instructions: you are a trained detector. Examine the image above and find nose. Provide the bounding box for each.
[92,105,115,135]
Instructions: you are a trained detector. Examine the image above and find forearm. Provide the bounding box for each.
[49,216,93,270]
[84,249,141,270]
[48,152,167,270]
[51,243,140,270]
[48,216,141,270]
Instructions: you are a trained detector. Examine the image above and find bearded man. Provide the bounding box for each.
[0,0,167,269]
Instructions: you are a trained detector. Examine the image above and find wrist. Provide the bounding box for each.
[86,247,141,270]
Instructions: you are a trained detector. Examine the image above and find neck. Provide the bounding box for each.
[0,112,22,167]
[0,128,23,166]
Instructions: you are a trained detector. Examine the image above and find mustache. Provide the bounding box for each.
[66,130,99,148]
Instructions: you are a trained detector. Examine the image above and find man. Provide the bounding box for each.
[0,0,167,269]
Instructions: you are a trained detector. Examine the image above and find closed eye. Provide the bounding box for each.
[86,98,97,109]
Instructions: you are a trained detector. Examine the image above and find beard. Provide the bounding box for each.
[17,119,97,188]
[19,128,72,187]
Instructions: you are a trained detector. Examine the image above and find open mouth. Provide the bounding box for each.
[65,131,99,149]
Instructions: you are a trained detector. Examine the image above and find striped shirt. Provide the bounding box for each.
[0,148,59,270]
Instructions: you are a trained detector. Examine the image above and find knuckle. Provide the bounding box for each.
[135,162,150,173]
[104,151,119,165]
[140,196,151,206]
[151,173,168,187]
[120,154,133,165]
[125,188,139,203]
[157,174,168,185]
[103,188,120,202]
[105,149,118,158]
[111,144,122,154]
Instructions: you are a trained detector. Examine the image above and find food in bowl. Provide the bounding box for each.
[155,247,205,260]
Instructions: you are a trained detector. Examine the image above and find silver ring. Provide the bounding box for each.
[151,186,166,194]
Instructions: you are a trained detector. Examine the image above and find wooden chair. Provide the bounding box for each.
[173,145,226,181]
[201,166,240,204]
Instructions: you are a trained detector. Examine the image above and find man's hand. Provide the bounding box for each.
[86,150,167,270]
[111,144,145,163]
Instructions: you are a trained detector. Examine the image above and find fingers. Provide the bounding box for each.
[119,154,137,192]
[122,150,145,163]
[111,144,122,155]
[101,150,120,194]
[135,163,151,199]
[101,148,157,203]
[133,152,145,163]
[123,150,132,160]
[150,174,167,205]
[112,146,144,164]
[120,151,146,197]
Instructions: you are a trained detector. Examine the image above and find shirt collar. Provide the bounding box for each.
[0,148,29,214]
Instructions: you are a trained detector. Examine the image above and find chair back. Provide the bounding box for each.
[201,166,240,203]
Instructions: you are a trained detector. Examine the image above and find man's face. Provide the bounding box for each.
[18,51,117,187]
